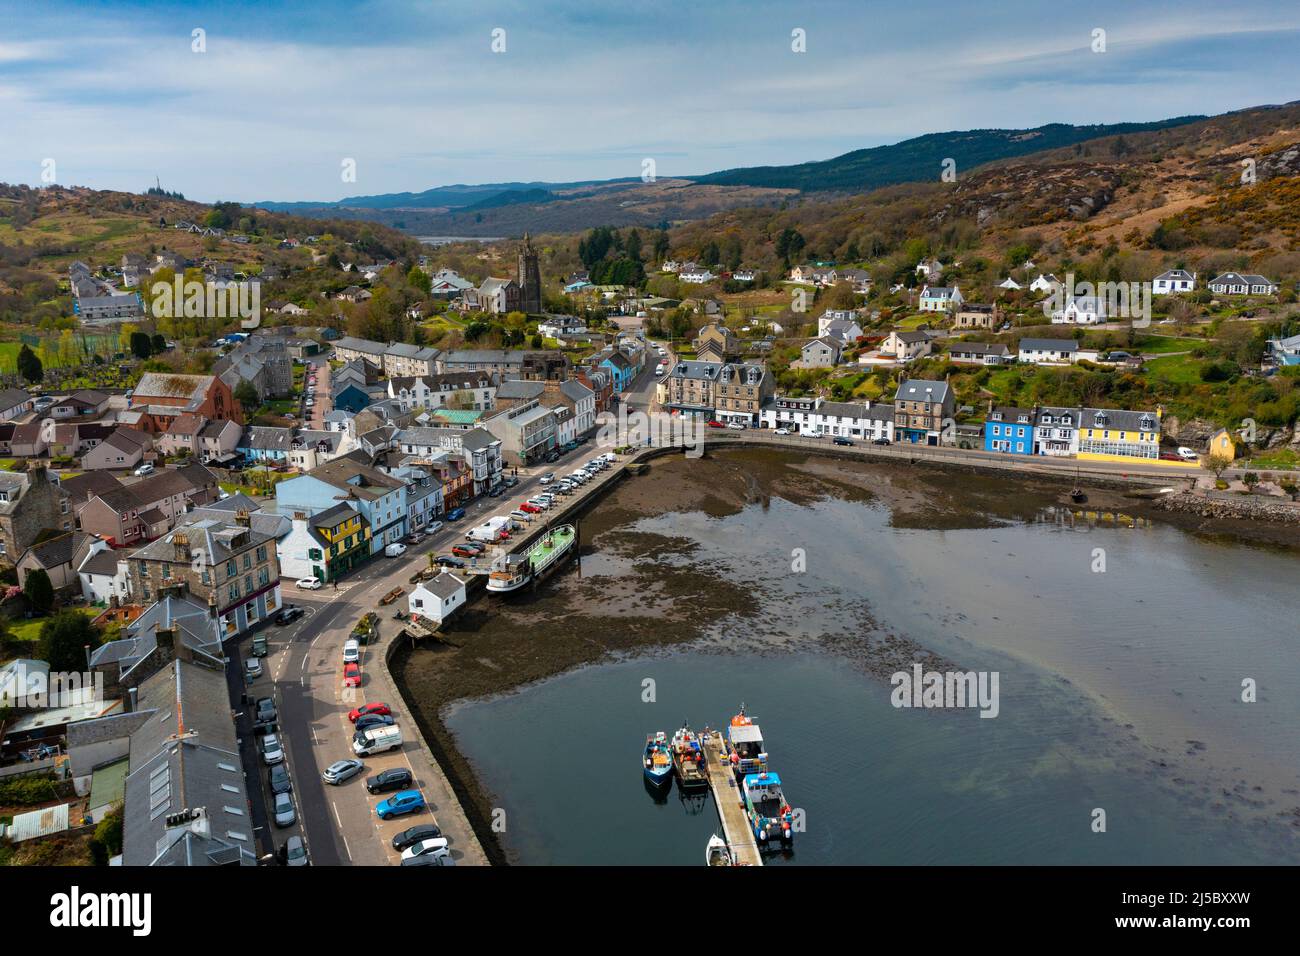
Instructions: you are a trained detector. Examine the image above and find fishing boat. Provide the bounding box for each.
[670,724,708,790]
[643,732,672,787]
[741,771,794,844]
[1069,467,1087,504]
[706,834,733,867]
[725,704,768,777]
[485,524,576,593]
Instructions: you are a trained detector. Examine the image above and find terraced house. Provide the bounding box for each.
[275,456,407,553]
[127,514,283,637]
[713,362,775,426]
[893,379,954,445]
[1076,407,1161,462]
[279,503,370,583]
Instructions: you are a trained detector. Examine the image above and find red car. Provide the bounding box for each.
[519,502,542,514]
[451,544,481,558]
[348,702,391,722]
[343,663,362,687]
[706,420,725,428]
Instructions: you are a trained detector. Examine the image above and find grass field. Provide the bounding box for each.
[1143,353,1204,385]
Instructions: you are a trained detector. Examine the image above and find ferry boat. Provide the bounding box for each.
[725,704,768,777]
[670,724,709,790]
[643,732,672,787]
[485,524,576,593]
[741,771,794,844]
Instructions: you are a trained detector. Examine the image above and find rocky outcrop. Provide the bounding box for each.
[1154,490,1300,523]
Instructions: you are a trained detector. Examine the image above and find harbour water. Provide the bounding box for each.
[436,452,1300,865]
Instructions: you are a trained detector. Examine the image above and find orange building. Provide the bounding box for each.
[126,373,243,434]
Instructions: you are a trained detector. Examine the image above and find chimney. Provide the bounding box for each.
[128,685,138,713]
[172,529,190,562]
[235,509,251,528]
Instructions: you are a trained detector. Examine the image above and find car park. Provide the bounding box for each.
[244,657,262,680]
[391,823,443,851]
[354,713,395,732]
[275,606,305,625]
[268,763,292,795]
[400,837,451,863]
[348,702,391,722]
[296,578,323,590]
[376,789,425,820]
[446,507,466,521]
[273,791,296,827]
[343,663,362,687]
[261,734,285,766]
[384,542,407,557]
[322,758,364,784]
[282,835,309,866]
[342,639,360,663]
[366,767,414,794]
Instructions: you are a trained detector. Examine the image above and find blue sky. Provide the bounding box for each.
[1,0,1297,203]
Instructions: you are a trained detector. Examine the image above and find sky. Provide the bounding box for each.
[1,0,1298,204]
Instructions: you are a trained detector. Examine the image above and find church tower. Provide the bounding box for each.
[517,233,542,314]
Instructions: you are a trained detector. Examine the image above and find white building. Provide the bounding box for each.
[760,396,894,441]
[1051,297,1106,325]
[1152,269,1196,294]
[409,572,467,625]
[77,542,129,604]
[1029,274,1062,294]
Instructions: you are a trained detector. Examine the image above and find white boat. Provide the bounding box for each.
[485,553,531,593]
[706,834,732,867]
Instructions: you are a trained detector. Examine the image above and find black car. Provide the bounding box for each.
[268,763,292,795]
[365,767,413,794]
[275,606,305,626]
[488,486,504,497]
[833,436,854,446]
[872,437,891,446]
[354,713,395,732]
[544,450,560,463]
[392,823,443,851]
[434,555,466,568]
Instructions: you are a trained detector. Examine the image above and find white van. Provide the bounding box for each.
[353,725,402,756]
[342,639,360,663]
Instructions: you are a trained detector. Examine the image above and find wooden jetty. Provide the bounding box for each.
[701,730,763,866]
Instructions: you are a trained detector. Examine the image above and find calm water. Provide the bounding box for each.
[446,490,1300,865]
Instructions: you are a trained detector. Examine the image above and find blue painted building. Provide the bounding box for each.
[598,350,637,393]
[275,457,409,556]
[984,406,1035,454]
[237,425,293,463]
[332,382,374,414]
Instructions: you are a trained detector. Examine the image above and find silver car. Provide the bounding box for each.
[283,835,309,866]
[322,758,364,785]
[273,791,296,828]
[261,733,285,766]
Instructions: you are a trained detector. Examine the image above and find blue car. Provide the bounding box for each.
[376,789,425,820]
[445,507,466,521]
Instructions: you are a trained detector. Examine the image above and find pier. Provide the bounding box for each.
[702,730,763,866]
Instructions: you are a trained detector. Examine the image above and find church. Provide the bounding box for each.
[475,234,542,315]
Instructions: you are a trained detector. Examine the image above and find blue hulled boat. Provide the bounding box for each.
[643,731,672,787]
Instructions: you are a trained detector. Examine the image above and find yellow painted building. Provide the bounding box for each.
[1208,428,1236,462]
[1076,406,1161,462]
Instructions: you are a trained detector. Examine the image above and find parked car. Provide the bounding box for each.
[268,763,292,795]
[451,544,481,558]
[509,510,533,522]
[726,422,746,430]
[774,428,790,436]
[354,713,395,732]
[1176,447,1199,461]
[434,555,467,568]
[384,542,407,558]
[366,767,413,794]
[519,502,542,514]
[322,758,364,785]
[401,852,456,867]
[376,789,426,820]
[261,733,285,766]
[425,520,445,534]
[343,663,362,687]
[342,639,360,663]
[255,697,277,725]
[540,472,555,484]
[872,437,891,446]
[282,835,309,866]
[391,823,443,851]
[503,475,519,487]
[526,498,550,511]
[545,450,560,463]
[405,531,426,545]
[833,437,854,446]
[488,486,504,497]
[273,791,296,828]
[134,462,155,476]
[446,507,466,521]
[244,657,263,680]
[296,578,323,590]
[706,420,725,429]
[400,837,451,863]
[348,702,391,722]
[275,606,305,625]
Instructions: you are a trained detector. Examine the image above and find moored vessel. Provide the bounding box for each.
[725,704,768,777]
[706,833,733,866]
[670,723,709,789]
[643,731,672,787]
[741,771,794,844]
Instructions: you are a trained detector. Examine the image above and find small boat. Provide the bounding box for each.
[643,732,672,787]
[742,771,794,844]
[725,704,768,777]
[670,724,708,789]
[485,552,530,593]
[1070,467,1087,503]
[706,834,733,867]
[486,524,576,593]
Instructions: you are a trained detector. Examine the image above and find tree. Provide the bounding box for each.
[775,227,805,266]
[23,568,54,614]
[129,331,154,360]
[151,333,167,354]
[38,610,100,673]
[17,344,43,383]
[1207,453,1233,481]
[233,379,260,409]
[1242,472,1260,491]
